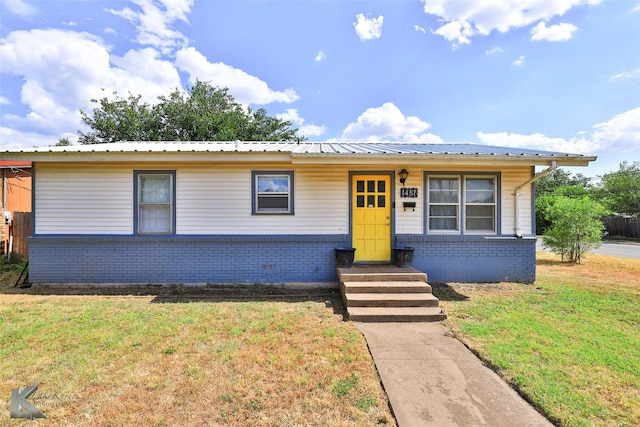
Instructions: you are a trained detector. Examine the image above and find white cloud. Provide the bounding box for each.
[477,107,640,155]
[611,68,640,81]
[300,124,328,138]
[107,0,193,54]
[276,109,326,138]
[400,133,444,144]
[315,50,326,62]
[354,13,384,41]
[531,22,578,41]
[1,0,37,17]
[0,28,182,145]
[433,19,474,47]
[175,47,299,105]
[512,55,526,67]
[485,47,504,55]
[590,107,640,152]
[0,127,59,150]
[0,96,10,105]
[414,25,426,34]
[422,0,599,45]
[277,109,304,126]
[341,103,432,142]
[477,132,595,154]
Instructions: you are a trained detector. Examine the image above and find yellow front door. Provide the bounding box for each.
[352,175,391,262]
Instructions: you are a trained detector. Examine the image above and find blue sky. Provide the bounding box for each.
[1,0,639,177]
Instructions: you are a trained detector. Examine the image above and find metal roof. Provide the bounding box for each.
[1,141,596,165]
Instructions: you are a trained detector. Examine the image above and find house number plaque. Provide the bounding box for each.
[400,187,418,198]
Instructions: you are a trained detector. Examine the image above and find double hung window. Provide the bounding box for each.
[427,174,497,234]
[252,171,294,214]
[134,171,175,234]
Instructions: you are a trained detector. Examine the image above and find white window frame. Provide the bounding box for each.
[426,176,460,234]
[252,171,294,215]
[134,171,175,235]
[426,173,498,235]
[464,176,497,235]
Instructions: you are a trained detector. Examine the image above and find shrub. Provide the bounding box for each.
[542,196,607,263]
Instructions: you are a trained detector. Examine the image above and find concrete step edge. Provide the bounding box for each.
[342,282,432,293]
[347,306,447,322]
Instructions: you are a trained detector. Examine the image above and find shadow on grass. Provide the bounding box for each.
[430,283,469,301]
[0,283,348,318]
[536,258,574,266]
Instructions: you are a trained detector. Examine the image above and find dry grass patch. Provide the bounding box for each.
[0,290,395,426]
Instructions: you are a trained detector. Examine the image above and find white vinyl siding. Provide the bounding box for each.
[176,163,348,234]
[35,164,133,234]
[395,170,423,234]
[33,162,535,237]
[501,167,534,235]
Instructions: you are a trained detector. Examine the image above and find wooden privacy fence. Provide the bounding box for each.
[4,211,31,257]
[603,216,640,239]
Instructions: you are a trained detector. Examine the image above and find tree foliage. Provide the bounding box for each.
[595,161,640,217]
[55,137,71,146]
[542,196,606,263]
[534,169,592,233]
[78,81,298,144]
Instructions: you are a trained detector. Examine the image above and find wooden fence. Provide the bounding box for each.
[3,211,31,257]
[603,216,640,239]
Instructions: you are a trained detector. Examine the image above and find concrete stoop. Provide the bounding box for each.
[337,266,446,322]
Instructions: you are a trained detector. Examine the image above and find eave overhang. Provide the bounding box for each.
[1,142,597,167]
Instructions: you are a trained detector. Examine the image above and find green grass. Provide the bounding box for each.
[440,252,640,426]
[0,295,394,426]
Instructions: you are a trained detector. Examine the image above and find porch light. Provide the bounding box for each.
[399,168,409,186]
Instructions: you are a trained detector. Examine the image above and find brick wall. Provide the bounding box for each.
[28,234,537,284]
[28,235,350,284]
[397,235,537,283]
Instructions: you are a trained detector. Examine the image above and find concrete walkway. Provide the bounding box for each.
[355,322,553,427]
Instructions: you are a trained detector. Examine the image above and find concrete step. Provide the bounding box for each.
[348,306,447,322]
[345,292,440,307]
[337,267,427,283]
[342,281,432,294]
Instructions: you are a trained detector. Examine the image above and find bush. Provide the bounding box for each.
[542,196,606,263]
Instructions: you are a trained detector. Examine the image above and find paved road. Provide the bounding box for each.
[536,239,640,259]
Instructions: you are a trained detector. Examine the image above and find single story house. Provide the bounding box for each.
[1,142,595,285]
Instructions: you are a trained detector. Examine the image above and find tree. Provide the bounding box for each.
[55,137,71,146]
[596,161,640,217]
[542,196,607,263]
[534,168,591,233]
[78,81,298,144]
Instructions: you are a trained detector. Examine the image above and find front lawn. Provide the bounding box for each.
[0,287,394,426]
[438,252,640,426]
